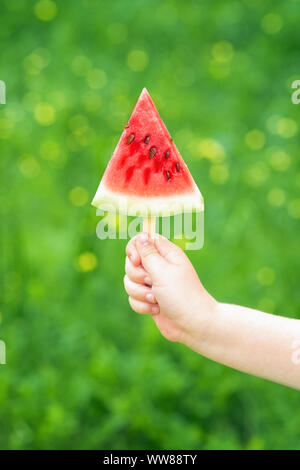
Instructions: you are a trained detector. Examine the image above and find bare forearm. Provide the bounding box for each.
[125,234,300,389]
[184,303,300,390]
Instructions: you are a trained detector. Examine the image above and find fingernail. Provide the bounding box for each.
[146,293,155,303]
[144,276,152,285]
[152,305,160,314]
[138,233,151,245]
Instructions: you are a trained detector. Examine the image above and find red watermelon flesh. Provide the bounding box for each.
[92,88,204,216]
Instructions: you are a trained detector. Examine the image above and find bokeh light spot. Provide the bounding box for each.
[196,138,226,162]
[267,188,286,207]
[69,186,89,207]
[23,49,50,75]
[268,149,291,171]
[276,118,298,138]
[77,252,98,272]
[18,154,40,178]
[86,69,107,89]
[34,0,57,21]
[209,61,231,79]
[127,50,149,72]
[245,162,269,187]
[288,199,300,219]
[34,103,56,126]
[245,129,265,150]
[71,56,92,76]
[212,41,234,63]
[40,140,61,161]
[210,164,229,184]
[261,13,283,34]
[257,267,275,286]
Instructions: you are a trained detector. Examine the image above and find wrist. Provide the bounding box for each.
[179,291,221,351]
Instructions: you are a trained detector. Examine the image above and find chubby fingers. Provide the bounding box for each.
[125,256,152,285]
[126,236,141,266]
[128,297,160,315]
[124,275,156,304]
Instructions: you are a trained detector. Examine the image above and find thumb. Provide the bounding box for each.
[136,233,168,282]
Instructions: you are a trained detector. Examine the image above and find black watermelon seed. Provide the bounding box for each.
[125,123,129,129]
[176,162,180,172]
[165,150,170,159]
[126,133,135,144]
[149,147,157,159]
[166,170,171,180]
[144,135,150,144]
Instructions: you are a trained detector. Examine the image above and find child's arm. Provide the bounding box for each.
[124,233,300,390]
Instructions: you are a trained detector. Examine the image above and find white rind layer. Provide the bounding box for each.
[92,182,204,217]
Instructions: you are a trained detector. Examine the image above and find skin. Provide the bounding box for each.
[124,232,300,391]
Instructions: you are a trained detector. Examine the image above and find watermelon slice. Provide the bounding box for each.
[92,88,204,217]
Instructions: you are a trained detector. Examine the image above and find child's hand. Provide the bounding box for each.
[124,233,217,343]
[124,232,300,390]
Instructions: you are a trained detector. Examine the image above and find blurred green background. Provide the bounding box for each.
[0,0,300,450]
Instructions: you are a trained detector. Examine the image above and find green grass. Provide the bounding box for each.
[0,0,299,450]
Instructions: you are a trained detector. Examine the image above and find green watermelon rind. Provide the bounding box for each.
[92,183,204,217]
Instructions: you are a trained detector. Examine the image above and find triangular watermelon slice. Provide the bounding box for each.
[92,88,204,217]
